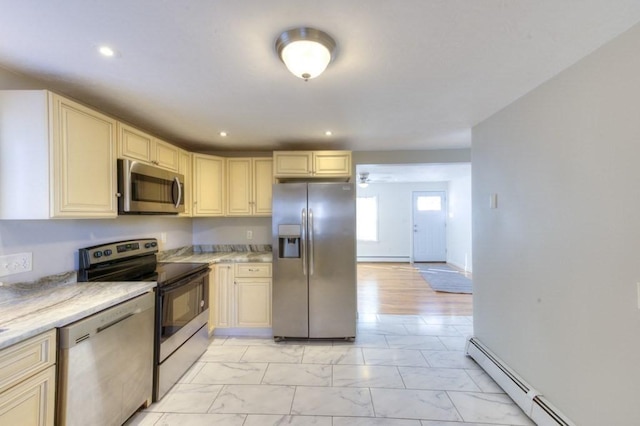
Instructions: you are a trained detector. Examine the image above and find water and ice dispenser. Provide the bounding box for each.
[278,224,301,258]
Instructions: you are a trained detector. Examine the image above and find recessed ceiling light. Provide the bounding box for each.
[98,46,115,57]
[325,130,333,136]
[219,131,228,137]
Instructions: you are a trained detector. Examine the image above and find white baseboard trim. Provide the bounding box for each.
[466,337,576,426]
[357,256,411,262]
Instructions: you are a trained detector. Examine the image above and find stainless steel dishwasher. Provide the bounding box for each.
[57,291,155,426]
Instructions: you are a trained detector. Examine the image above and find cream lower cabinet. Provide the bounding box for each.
[192,153,225,216]
[226,158,273,216]
[0,330,56,426]
[212,263,272,331]
[0,90,118,219]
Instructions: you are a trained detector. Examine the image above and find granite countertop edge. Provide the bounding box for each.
[0,281,156,351]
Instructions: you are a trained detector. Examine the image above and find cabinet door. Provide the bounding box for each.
[207,268,216,334]
[179,151,192,217]
[154,139,180,171]
[226,158,252,216]
[192,154,225,216]
[0,365,55,426]
[253,158,273,216]
[215,265,234,328]
[118,123,153,163]
[50,94,117,218]
[235,278,272,327]
[313,151,352,177]
[273,151,312,177]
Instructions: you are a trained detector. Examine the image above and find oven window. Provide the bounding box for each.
[132,173,183,205]
[161,277,206,339]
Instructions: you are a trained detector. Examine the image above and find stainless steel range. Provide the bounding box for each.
[77,238,210,402]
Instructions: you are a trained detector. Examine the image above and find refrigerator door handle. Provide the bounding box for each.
[309,208,314,276]
[301,208,307,276]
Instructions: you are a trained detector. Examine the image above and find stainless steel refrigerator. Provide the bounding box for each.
[272,182,357,340]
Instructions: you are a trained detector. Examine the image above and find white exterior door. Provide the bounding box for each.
[412,191,447,262]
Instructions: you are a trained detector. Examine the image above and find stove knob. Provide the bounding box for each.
[151,242,157,247]
[104,249,112,256]
[93,251,103,258]
[145,243,151,248]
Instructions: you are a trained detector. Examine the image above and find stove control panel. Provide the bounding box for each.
[79,238,158,269]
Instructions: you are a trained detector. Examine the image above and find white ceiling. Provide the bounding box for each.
[1,1,639,153]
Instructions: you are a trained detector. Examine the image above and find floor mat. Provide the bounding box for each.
[414,263,473,294]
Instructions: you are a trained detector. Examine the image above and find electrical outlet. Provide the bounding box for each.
[0,252,33,277]
[246,230,253,240]
[160,232,167,243]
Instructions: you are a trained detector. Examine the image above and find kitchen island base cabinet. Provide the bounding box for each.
[212,263,272,335]
[0,330,56,426]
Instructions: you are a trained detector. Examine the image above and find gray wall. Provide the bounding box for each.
[472,23,640,425]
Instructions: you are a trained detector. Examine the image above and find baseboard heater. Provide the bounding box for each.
[466,337,576,426]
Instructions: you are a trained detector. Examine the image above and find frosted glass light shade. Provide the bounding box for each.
[281,40,331,80]
[276,27,336,81]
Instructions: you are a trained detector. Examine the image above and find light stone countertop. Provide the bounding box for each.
[0,246,271,351]
[0,273,156,351]
[163,251,272,264]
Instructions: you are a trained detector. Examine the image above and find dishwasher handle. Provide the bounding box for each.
[96,312,135,333]
[59,292,155,349]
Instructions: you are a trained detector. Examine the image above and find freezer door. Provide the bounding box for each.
[272,183,310,338]
[308,183,357,338]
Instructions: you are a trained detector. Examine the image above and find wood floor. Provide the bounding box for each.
[357,262,473,316]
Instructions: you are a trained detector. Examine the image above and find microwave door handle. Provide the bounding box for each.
[173,176,182,209]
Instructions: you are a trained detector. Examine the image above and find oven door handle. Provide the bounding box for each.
[159,268,209,294]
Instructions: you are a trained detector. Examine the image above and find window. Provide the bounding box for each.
[416,195,442,211]
[357,196,378,242]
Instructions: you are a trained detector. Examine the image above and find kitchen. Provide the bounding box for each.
[2,2,640,426]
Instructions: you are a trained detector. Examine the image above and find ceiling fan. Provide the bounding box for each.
[358,172,370,188]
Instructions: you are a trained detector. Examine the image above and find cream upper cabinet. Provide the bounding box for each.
[118,123,180,172]
[313,151,352,177]
[0,330,56,426]
[253,158,274,215]
[226,158,273,216]
[0,90,117,219]
[192,153,225,217]
[153,138,180,171]
[213,263,272,329]
[273,151,313,177]
[178,150,192,217]
[273,150,351,179]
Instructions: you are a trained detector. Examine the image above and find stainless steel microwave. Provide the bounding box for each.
[117,158,185,214]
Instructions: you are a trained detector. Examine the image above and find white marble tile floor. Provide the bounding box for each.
[126,315,534,426]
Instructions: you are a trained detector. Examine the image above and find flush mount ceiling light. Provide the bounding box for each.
[275,27,336,81]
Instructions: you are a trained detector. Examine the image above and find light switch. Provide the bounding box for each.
[489,193,498,209]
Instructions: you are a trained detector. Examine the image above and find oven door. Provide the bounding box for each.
[118,158,185,214]
[158,269,209,363]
